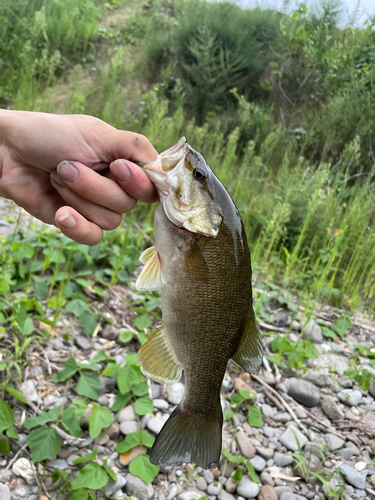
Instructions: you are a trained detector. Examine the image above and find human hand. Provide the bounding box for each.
[0,111,158,245]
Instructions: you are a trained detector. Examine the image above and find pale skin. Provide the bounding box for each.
[0,110,158,245]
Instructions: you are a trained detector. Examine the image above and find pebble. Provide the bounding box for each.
[151,383,164,399]
[97,395,109,406]
[196,477,207,491]
[250,455,266,472]
[256,446,274,460]
[168,484,178,500]
[167,383,185,404]
[260,471,274,486]
[339,376,353,388]
[337,389,362,406]
[274,453,294,467]
[107,421,120,439]
[153,399,170,411]
[338,463,366,489]
[47,459,68,470]
[125,473,155,499]
[288,379,321,407]
[346,441,360,455]
[336,448,354,460]
[313,353,349,375]
[203,470,214,484]
[104,474,126,496]
[369,379,375,399]
[236,476,260,498]
[237,431,256,458]
[119,445,148,466]
[320,395,344,420]
[225,477,237,493]
[12,458,37,484]
[100,376,116,394]
[272,412,291,423]
[0,484,11,500]
[177,490,204,500]
[259,485,278,500]
[207,482,221,495]
[20,380,42,404]
[117,405,137,423]
[279,425,308,451]
[120,420,138,435]
[147,416,164,435]
[263,426,274,438]
[303,368,329,387]
[261,404,275,418]
[221,490,236,500]
[300,319,323,344]
[75,334,92,350]
[280,493,307,500]
[101,325,119,340]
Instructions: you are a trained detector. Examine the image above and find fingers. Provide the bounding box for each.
[55,207,103,246]
[111,130,158,163]
[110,159,159,203]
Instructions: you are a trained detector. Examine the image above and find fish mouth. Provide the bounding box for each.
[135,137,187,173]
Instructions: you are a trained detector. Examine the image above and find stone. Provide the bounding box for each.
[339,376,353,388]
[263,426,274,438]
[280,494,307,500]
[0,484,11,500]
[225,477,237,493]
[321,395,345,420]
[369,379,375,399]
[326,433,345,451]
[167,383,185,405]
[147,416,164,435]
[272,412,291,423]
[118,405,137,423]
[101,325,119,340]
[250,455,266,472]
[346,441,360,455]
[220,490,236,500]
[370,474,375,487]
[237,431,256,458]
[259,485,278,500]
[75,334,92,350]
[274,453,294,467]
[97,395,109,406]
[125,473,154,499]
[105,474,126,496]
[260,472,274,486]
[261,404,275,418]
[47,459,68,470]
[13,458,37,484]
[99,376,116,394]
[303,368,329,387]
[203,470,214,484]
[301,318,323,344]
[288,379,321,407]
[279,425,308,451]
[20,380,42,404]
[274,310,290,327]
[314,353,349,375]
[168,484,178,500]
[337,389,362,406]
[153,399,170,411]
[236,476,260,498]
[177,490,204,500]
[363,410,375,428]
[119,445,148,466]
[196,477,207,491]
[338,463,366,489]
[337,448,354,460]
[106,422,120,440]
[255,447,274,460]
[207,482,221,495]
[120,421,138,435]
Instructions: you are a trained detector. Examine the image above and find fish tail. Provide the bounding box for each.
[149,402,223,469]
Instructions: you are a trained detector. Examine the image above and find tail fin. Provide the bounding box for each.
[149,403,223,469]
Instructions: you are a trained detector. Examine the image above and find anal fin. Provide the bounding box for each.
[136,246,165,291]
[232,309,263,374]
[137,326,182,384]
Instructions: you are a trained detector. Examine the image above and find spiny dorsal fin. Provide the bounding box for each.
[136,246,165,291]
[232,309,263,374]
[137,326,182,384]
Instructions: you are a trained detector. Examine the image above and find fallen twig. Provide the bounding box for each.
[52,425,85,446]
[259,321,289,333]
[5,444,28,470]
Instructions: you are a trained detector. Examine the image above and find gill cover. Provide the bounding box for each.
[140,138,223,237]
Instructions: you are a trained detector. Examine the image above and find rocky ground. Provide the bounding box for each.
[0,204,375,500]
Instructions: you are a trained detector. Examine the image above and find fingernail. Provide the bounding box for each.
[111,160,131,181]
[58,211,77,228]
[50,171,65,187]
[57,161,79,182]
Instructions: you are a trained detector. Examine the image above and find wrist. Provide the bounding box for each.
[0,110,15,198]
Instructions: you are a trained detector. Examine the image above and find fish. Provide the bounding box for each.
[135,137,262,469]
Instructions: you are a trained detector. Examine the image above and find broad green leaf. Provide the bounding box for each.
[132,383,149,396]
[112,392,132,412]
[78,362,101,372]
[76,374,100,400]
[12,242,34,261]
[102,363,120,377]
[231,393,244,408]
[71,463,109,490]
[89,404,113,438]
[245,460,260,483]
[248,406,263,428]
[52,358,78,383]
[102,459,117,482]
[232,468,243,482]
[91,352,115,363]
[72,448,98,464]
[222,449,246,463]
[70,489,89,500]
[322,326,337,339]
[0,401,14,434]
[28,427,61,462]
[134,397,153,416]
[62,400,88,437]
[6,424,19,439]
[21,317,34,336]
[334,316,353,339]
[94,286,105,297]
[24,406,61,430]
[117,365,143,394]
[34,280,49,300]
[124,353,139,366]
[0,278,10,294]
[129,455,159,484]
[79,312,98,336]
[5,383,27,404]
[66,299,89,317]
[116,430,154,453]
[88,492,97,500]
[0,363,5,371]
[238,389,256,400]
[75,278,92,287]
[134,315,152,331]
[223,409,234,421]
[137,332,149,345]
[0,438,10,454]
[119,330,134,343]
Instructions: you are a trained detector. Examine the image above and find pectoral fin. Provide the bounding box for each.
[232,310,263,374]
[137,325,182,384]
[136,246,165,291]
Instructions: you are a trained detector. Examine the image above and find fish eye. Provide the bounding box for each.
[193,167,207,182]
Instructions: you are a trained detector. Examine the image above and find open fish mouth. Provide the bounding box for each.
[136,137,187,173]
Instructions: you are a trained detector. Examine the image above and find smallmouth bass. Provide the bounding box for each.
[135,138,262,469]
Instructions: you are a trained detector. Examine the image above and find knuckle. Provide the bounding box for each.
[102,213,122,231]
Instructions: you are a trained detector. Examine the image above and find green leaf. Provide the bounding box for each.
[238,389,255,401]
[24,406,61,430]
[6,424,18,439]
[222,449,246,463]
[70,489,89,500]
[71,463,109,490]
[137,332,149,345]
[34,280,49,300]
[13,242,35,261]
[117,365,143,394]
[231,393,244,408]
[76,374,100,400]
[134,397,153,416]
[52,358,78,383]
[0,278,10,294]
[112,392,132,412]
[0,438,10,454]
[91,352,115,363]
[0,401,14,434]
[223,408,234,421]
[89,404,113,438]
[66,299,89,317]
[334,316,353,339]
[79,312,99,336]
[21,317,34,336]
[245,460,260,483]
[116,430,154,453]
[132,383,149,396]
[248,406,263,428]
[119,330,134,343]
[75,278,92,288]
[134,315,152,331]
[129,455,159,484]
[0,363,5,371]
[232,468,243,482]
[102,363,120,377]
[72,448,98,464]
[4,384,27,404]
[102,459,117,482]
[78,362,101,372]
[322,326,337,339]
[62,400,88,437]
[28,427,61,462]
[124,353,139,366]
[94,286,105,297]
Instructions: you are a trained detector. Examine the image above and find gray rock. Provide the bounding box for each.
[314,353,349,375]
[147,417,164,435]
[151,383,163,399]
[280,493,308,500]
[220,490,236,500]
[225,477,237,492]
[120,421,138,435]
[279,425,308,451]
[346,441,360,455]
[12,458,37,484]
[303,368,329,387]
[301,318,323,344]
[125,473,154,499]
[250,455,266,472]
[272,412,291,423]
[363,410,375,427]
[261,404,275,418]
[255,447,274,460]
[274,453,294,467]
[153,399,170,411]
[196,477,207,491]
[236,476,260,498]
[339,464,366,489]
[101,325,119,340]
[353,488,366,498]
[0,484,10,500]
[337,389,362,406]
[207,482,221,495]
[118,405,137,423]
[326,433,345,451]
[97,395,109,406]
[321,395,345,421]
[168,484,178,500]
[99,376,116,394]
[203,470,214,484]
[274,487,293,497]
[47,459,68,470]
[339,376,353,388]
[237,431,256,458]
[263,426,274,438]
[20,380,42,404]
[167,383,185,405]
[18,433,28,446]
[288,379,320,407]
[177,490,204,500]
[274,310,290,327]
[336,448,354,460]
[369,379,375,398]
[104,474,126,496]
[107,422,120,439]
[12,485,31,497]
[75,334,92,350]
